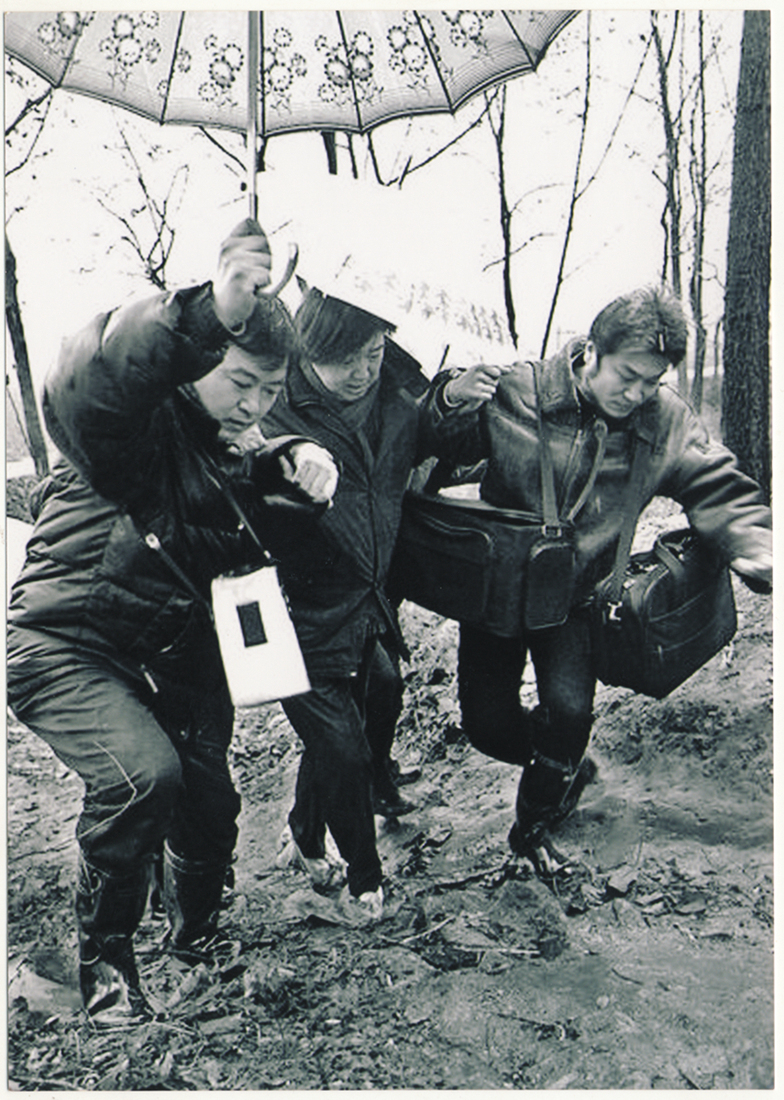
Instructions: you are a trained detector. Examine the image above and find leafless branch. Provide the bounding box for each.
[540,12,592,358]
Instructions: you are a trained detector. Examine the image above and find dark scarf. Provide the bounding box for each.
[301,358,381,436]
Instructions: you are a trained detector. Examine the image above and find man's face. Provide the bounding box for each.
[578,341,668,419]
[312,332,386,401]
[193,345,286,441]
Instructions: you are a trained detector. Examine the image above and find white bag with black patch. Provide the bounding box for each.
[211,565,310,707]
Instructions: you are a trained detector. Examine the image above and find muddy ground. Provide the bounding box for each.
[6,498,774,1090]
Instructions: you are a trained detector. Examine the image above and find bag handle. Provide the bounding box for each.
[653,533,688,583]
[605,438,649,604]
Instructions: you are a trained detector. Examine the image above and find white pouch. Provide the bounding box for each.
[211,565,310,707]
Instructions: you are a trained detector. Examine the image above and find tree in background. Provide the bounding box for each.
[721,10,770,502]
[5,59,53,477]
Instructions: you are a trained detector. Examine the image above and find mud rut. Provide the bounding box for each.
[7,525,773,1089]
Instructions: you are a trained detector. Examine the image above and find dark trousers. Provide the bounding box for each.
[457,611,596,769]
[282,636,401,897]
[7,631,239,876]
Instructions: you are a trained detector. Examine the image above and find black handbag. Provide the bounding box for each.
[590,442,737,698]
[390,492,570,636]
[390,366,607,636]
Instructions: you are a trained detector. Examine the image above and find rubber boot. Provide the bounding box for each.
[76,854,152,1025]
[163,842,231,964]
[508,749,596,857]
[371,757,415,818]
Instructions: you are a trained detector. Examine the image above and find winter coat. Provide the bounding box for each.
[261,340,476,677]
[476,338,771,597]
[7,284,308,692]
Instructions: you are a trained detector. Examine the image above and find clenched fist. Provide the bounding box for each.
[213,219,274,333]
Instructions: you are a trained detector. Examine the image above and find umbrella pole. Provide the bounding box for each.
[248,11,259,220]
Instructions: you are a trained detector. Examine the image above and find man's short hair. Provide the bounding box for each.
[589,286,688,366]
[295,287,396,366]
[238,296,297,363]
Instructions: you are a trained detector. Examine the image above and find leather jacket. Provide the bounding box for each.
[478,339,771,595]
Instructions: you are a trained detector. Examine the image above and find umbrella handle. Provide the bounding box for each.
[259,242,299,298]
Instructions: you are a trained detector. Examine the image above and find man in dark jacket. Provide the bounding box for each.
[262,281,505,919]
[7,220,338,1023]
[454,286,771,868]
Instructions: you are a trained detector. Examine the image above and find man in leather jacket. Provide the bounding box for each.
[454,286,771,867]
[7,220,338,1023]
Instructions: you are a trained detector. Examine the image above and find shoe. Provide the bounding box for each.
[275,825,343,889]
[167,928,241,967]
[548,756,598,828]
[339,884,384,923]
[370,765,416,818]
[371,787,416,818]
[76,855,153,1025]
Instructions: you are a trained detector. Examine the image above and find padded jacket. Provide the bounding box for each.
[261,341,478,677]
[476,338,771,597]
[7,283,310,691]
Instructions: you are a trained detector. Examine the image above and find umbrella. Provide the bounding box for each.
[5,10,578,216]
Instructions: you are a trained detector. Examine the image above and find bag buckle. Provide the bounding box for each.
[541,524,564,539]
[607,601,623,624]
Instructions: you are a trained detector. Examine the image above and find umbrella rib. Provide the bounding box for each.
[158,12,186,124]
[413,12,454,111]
[499,10,538,71]
[259,13,267,139]
[336,13,363,131]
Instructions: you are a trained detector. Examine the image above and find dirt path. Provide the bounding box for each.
[7,568,772,1089]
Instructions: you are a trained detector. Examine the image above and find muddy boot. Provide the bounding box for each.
[370,759,415,818]
[76,854,152,1025]
[163,842,233,964]
[508,749,595,857]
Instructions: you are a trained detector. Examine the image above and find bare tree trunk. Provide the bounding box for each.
[322,131,338,175]
[5,234,49,478]
[487,88,518,348]
[540,14,591,359]
[651,11,688,395]
[688,12,708,412]
[721,10,770,501]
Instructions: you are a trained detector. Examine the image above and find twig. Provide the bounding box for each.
[10,1076,79,1091]
[433,863,510,889]
[611,966,644,985]
[379,914,456,949]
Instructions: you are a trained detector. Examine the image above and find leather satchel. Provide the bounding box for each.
[390,365,607,636]
[590,442,737,698]
[390,492,570,637]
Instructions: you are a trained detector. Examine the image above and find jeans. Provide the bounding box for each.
[282,635,401,897]
[457,611,596,770]
[7,630,239,875]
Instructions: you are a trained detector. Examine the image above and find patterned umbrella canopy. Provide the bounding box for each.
[5,10,577,213]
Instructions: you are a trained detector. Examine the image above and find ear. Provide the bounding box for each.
[582,340,599,374]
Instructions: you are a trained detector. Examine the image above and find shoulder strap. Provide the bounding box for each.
[532,363,608,531]
[532,363,561,531]
[138,446,274,620]
[605,438,649,603]
[198,447,274,563]
[565,418,608,523]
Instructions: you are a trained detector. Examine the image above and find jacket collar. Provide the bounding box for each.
[540,337,657,444]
